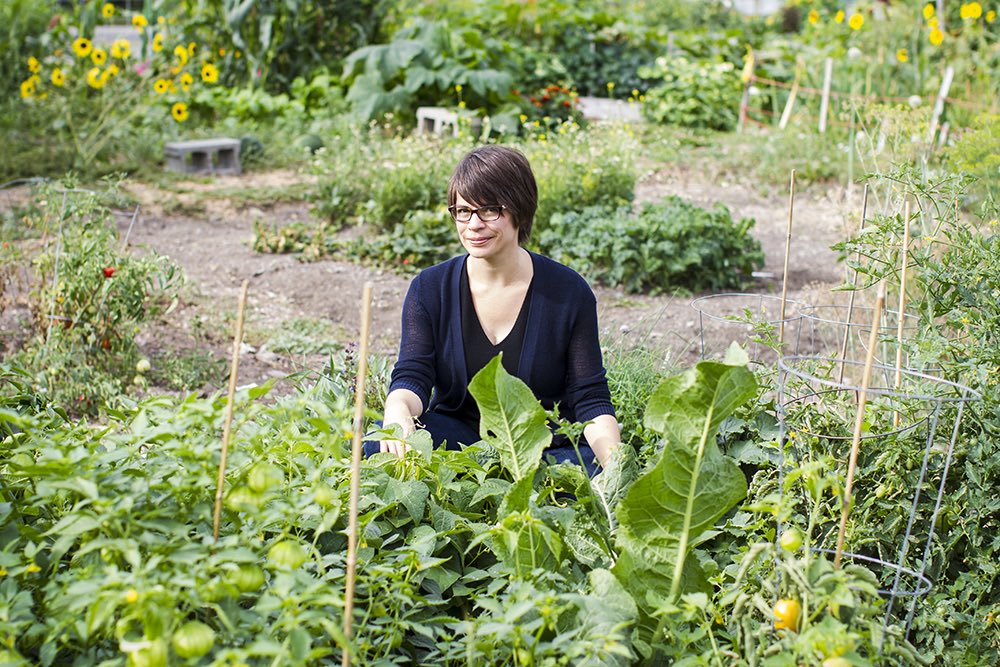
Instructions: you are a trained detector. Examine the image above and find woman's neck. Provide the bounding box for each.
[467,246,532,287]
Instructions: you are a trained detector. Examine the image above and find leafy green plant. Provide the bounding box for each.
[539,197,764,294]
[639,56,742,131]
[342,18,513,121]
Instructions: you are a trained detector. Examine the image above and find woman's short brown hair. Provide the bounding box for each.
[447,145,537,244]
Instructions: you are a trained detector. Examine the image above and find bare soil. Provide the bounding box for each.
[2,165,861,392]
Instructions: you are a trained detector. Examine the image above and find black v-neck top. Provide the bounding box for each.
[453,260,533,427]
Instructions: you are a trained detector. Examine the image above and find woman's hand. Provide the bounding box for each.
[380,389,423,457]
[584,414,622,468]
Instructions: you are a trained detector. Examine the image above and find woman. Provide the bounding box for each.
[369,145,621,474]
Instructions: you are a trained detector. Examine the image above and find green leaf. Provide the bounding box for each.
[468,355,551,481]
[614,356,756,606]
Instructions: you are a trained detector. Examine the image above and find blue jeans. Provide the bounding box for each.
[364,410,598,477]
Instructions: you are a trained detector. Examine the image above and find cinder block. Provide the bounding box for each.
[164,138,242,175]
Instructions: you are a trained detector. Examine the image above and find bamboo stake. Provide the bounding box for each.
[343,282,373,667]
[213,279,250,542]
[893,201,911,428]
[838,184,869,384]
[834,282,886,569]
[778,170,795,351]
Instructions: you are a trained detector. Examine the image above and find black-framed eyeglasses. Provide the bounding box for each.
[448,204,506,222]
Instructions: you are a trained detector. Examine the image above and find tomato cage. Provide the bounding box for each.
[776,355,980,645]
[690,293,807,365]
[795,303,923,371]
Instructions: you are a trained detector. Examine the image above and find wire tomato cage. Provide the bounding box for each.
[690,292,807,366]
[776,355,980,644]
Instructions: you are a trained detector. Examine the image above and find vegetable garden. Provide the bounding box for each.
[2,1,1000,665]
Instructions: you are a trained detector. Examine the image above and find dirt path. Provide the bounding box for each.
[25,166,859,389]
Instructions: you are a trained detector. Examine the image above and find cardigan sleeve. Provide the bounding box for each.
[388,276,436,413]
[563,288,616,423]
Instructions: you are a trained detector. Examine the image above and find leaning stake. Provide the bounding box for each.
[213,279,250,542]
[893,201,911,428]
[343,282,373,667]
[778,169,795,351]
[838,184,869,384]
[834,281,885,568]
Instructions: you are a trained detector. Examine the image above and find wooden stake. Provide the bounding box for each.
[819,58,834,134]
[927,66,954,146]
[213,279,250,542]
[892,201,911,427]
[737,47,755,134]
[778,60,803,130]
[834,282,886,569]
[343,282,373,667]
[778,170,796,351]
[838,184,869,384]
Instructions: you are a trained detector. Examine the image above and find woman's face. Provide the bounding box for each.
[453,193,520,260]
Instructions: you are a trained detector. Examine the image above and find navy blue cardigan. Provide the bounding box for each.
[389,251,616,425]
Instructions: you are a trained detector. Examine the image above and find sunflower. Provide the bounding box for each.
[173,44,188,66]
[201,62,218,83]
[961,2,983,20]
[72,37,93,58]
[929,27,945,45]
[848,13,864,30]
[923,3,935,20]
[86,67,106,89]
[153,78,169,94]
[152,33,164,52]
[897,48,909,63]
[101,3,115,18]
[179,71,194,92]
[107,63,120,77]
[110,39,131,59]
[91,47,107,66]
[132,14,148,30]
[834,10,845,23]
[928,16,939,28]
[988,10,996,22]
[28,56,41,73]
[51,68,65,86]
[171,101,189,122]
[19,78,36,99]
[807,9,819,25]
[188,42,196,57]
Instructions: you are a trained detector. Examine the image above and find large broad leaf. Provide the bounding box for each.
[468,355,551,481]
[613,344,756,606]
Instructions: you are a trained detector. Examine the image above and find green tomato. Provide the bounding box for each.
[172,620,216,659]
[127,638,168,667]
[225,487,262,513]
[779,528,804,552]
[135,358,151,374]
[267,540,308,570]
[822,658,852,667]
[247,463,284,493]
[228,563,265,593]
[314,483,336,507]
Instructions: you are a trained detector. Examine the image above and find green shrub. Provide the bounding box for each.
[310,130,467,231]
[524,124,637,238]
[538,198,764,294]
[947,113,1000,204]
[639,56,742,131]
